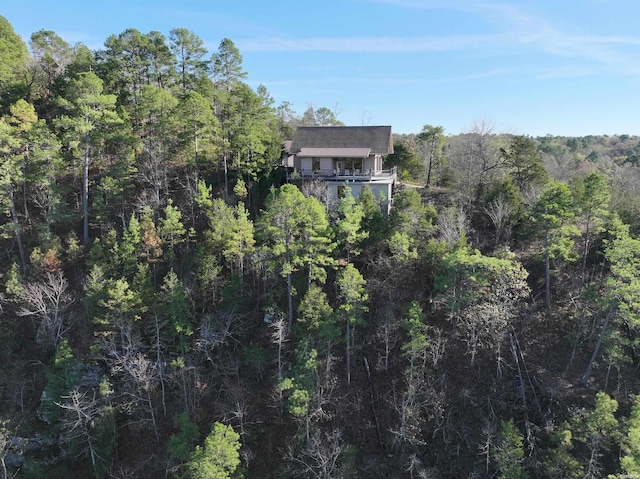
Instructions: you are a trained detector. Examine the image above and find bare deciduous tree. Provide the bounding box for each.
[195,311,239,363]
[375,313,398,372]
[102,337,161,440]
[18,271,73,350]
[427,326,447,369]
[389,381,427,451]
[485,195,512,247]
[438,206,468,246]
[0,419,14,479]
[57,388,103,472]
[288,428,345,479]
[269,314,288,411]
[301,179,336,213]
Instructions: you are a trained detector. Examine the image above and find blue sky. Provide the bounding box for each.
[3,0,640,136]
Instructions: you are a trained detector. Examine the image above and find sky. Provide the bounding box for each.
[3,0,640,137]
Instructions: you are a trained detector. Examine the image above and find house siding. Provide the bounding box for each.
[287,125,396,214]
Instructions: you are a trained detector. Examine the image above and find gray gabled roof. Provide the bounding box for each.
[290,126,393,155]
[298,147,371,158]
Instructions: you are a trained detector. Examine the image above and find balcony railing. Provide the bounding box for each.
[292,166,397,181]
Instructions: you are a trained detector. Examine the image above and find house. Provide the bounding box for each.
[285,126,397,212]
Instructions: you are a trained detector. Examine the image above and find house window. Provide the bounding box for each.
[312,158,320,172]
[342,158,363,173]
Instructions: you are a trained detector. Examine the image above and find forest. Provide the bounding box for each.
[3,14,640,479]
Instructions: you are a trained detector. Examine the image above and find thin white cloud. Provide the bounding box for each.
[534,66,594,81]
[239,34,509,53]
[252,76,423,89]
[241,1,640,76]
[430,68,511,83]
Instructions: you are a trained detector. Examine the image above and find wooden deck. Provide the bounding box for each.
[291,166,397,182]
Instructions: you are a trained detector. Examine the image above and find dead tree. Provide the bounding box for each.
[17,271,73,350]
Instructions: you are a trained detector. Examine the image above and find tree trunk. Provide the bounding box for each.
[223,151,229,201]
[580,302,615,387]
[9,187,27,273]
[544,223,551,310]
[582,216,592,279]
[287,272,293,332]
[425,154,433,188]
[194,126,199,181]
[83,131,90,245]
[346,318,351,385]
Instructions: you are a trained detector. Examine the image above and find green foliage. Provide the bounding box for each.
[385,141,423,180]
[493,419,528,479]
[337,263,368,383]
[1,14,639,478]
[296,284,337,343]
[435,245,529,364]
[485,176,523,220]
[281,337,318,418]
[574,172,611,226]
[203,197,255,276]
[196,249,223,309]
[118,213,141,276]
[55,70,122,244]
[337,263,369,327]
[578,390,619,438]
[387,231,418,263]
[94,277,144,338]
[417,124,447,187]
[619,395,640,476]
[544,428,583,479]
[300,105,344,126]
[335,186,368,262]
[500,135,548,190]
[175,91,218,172]
[435,245,528,312]
[90,378,117,479]
[573,171,611,272]
[358,185,388,244]
[4,261,24,298]
[0,15,29,96]
[188,422,243,479]
[605,221,640,326]
[258,184,334,328]
[168,411,200,463]
[158,199,186,256]
[553,392,620,478]
[242,344,271,372]
[169,28,209,94]
[532,180,577,238]
[401,301,428,377]
[159,269,193,352]
[38,339,78,426]
[390,187,437,249]
[532,179,579,308]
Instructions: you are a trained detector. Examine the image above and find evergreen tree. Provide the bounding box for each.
[573,172,611,277]
[335,185,368,263]
[0,15,29,100]
[618,395,640,477]
[188,422,242,479]
[500,135,547,191]
[336,263,368,384]
[531,179,578,310]
[55,71,122,244]
[493,419,528,479]
[417,124,446,187]
[169,28,209,94]
[257,184,333,331]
